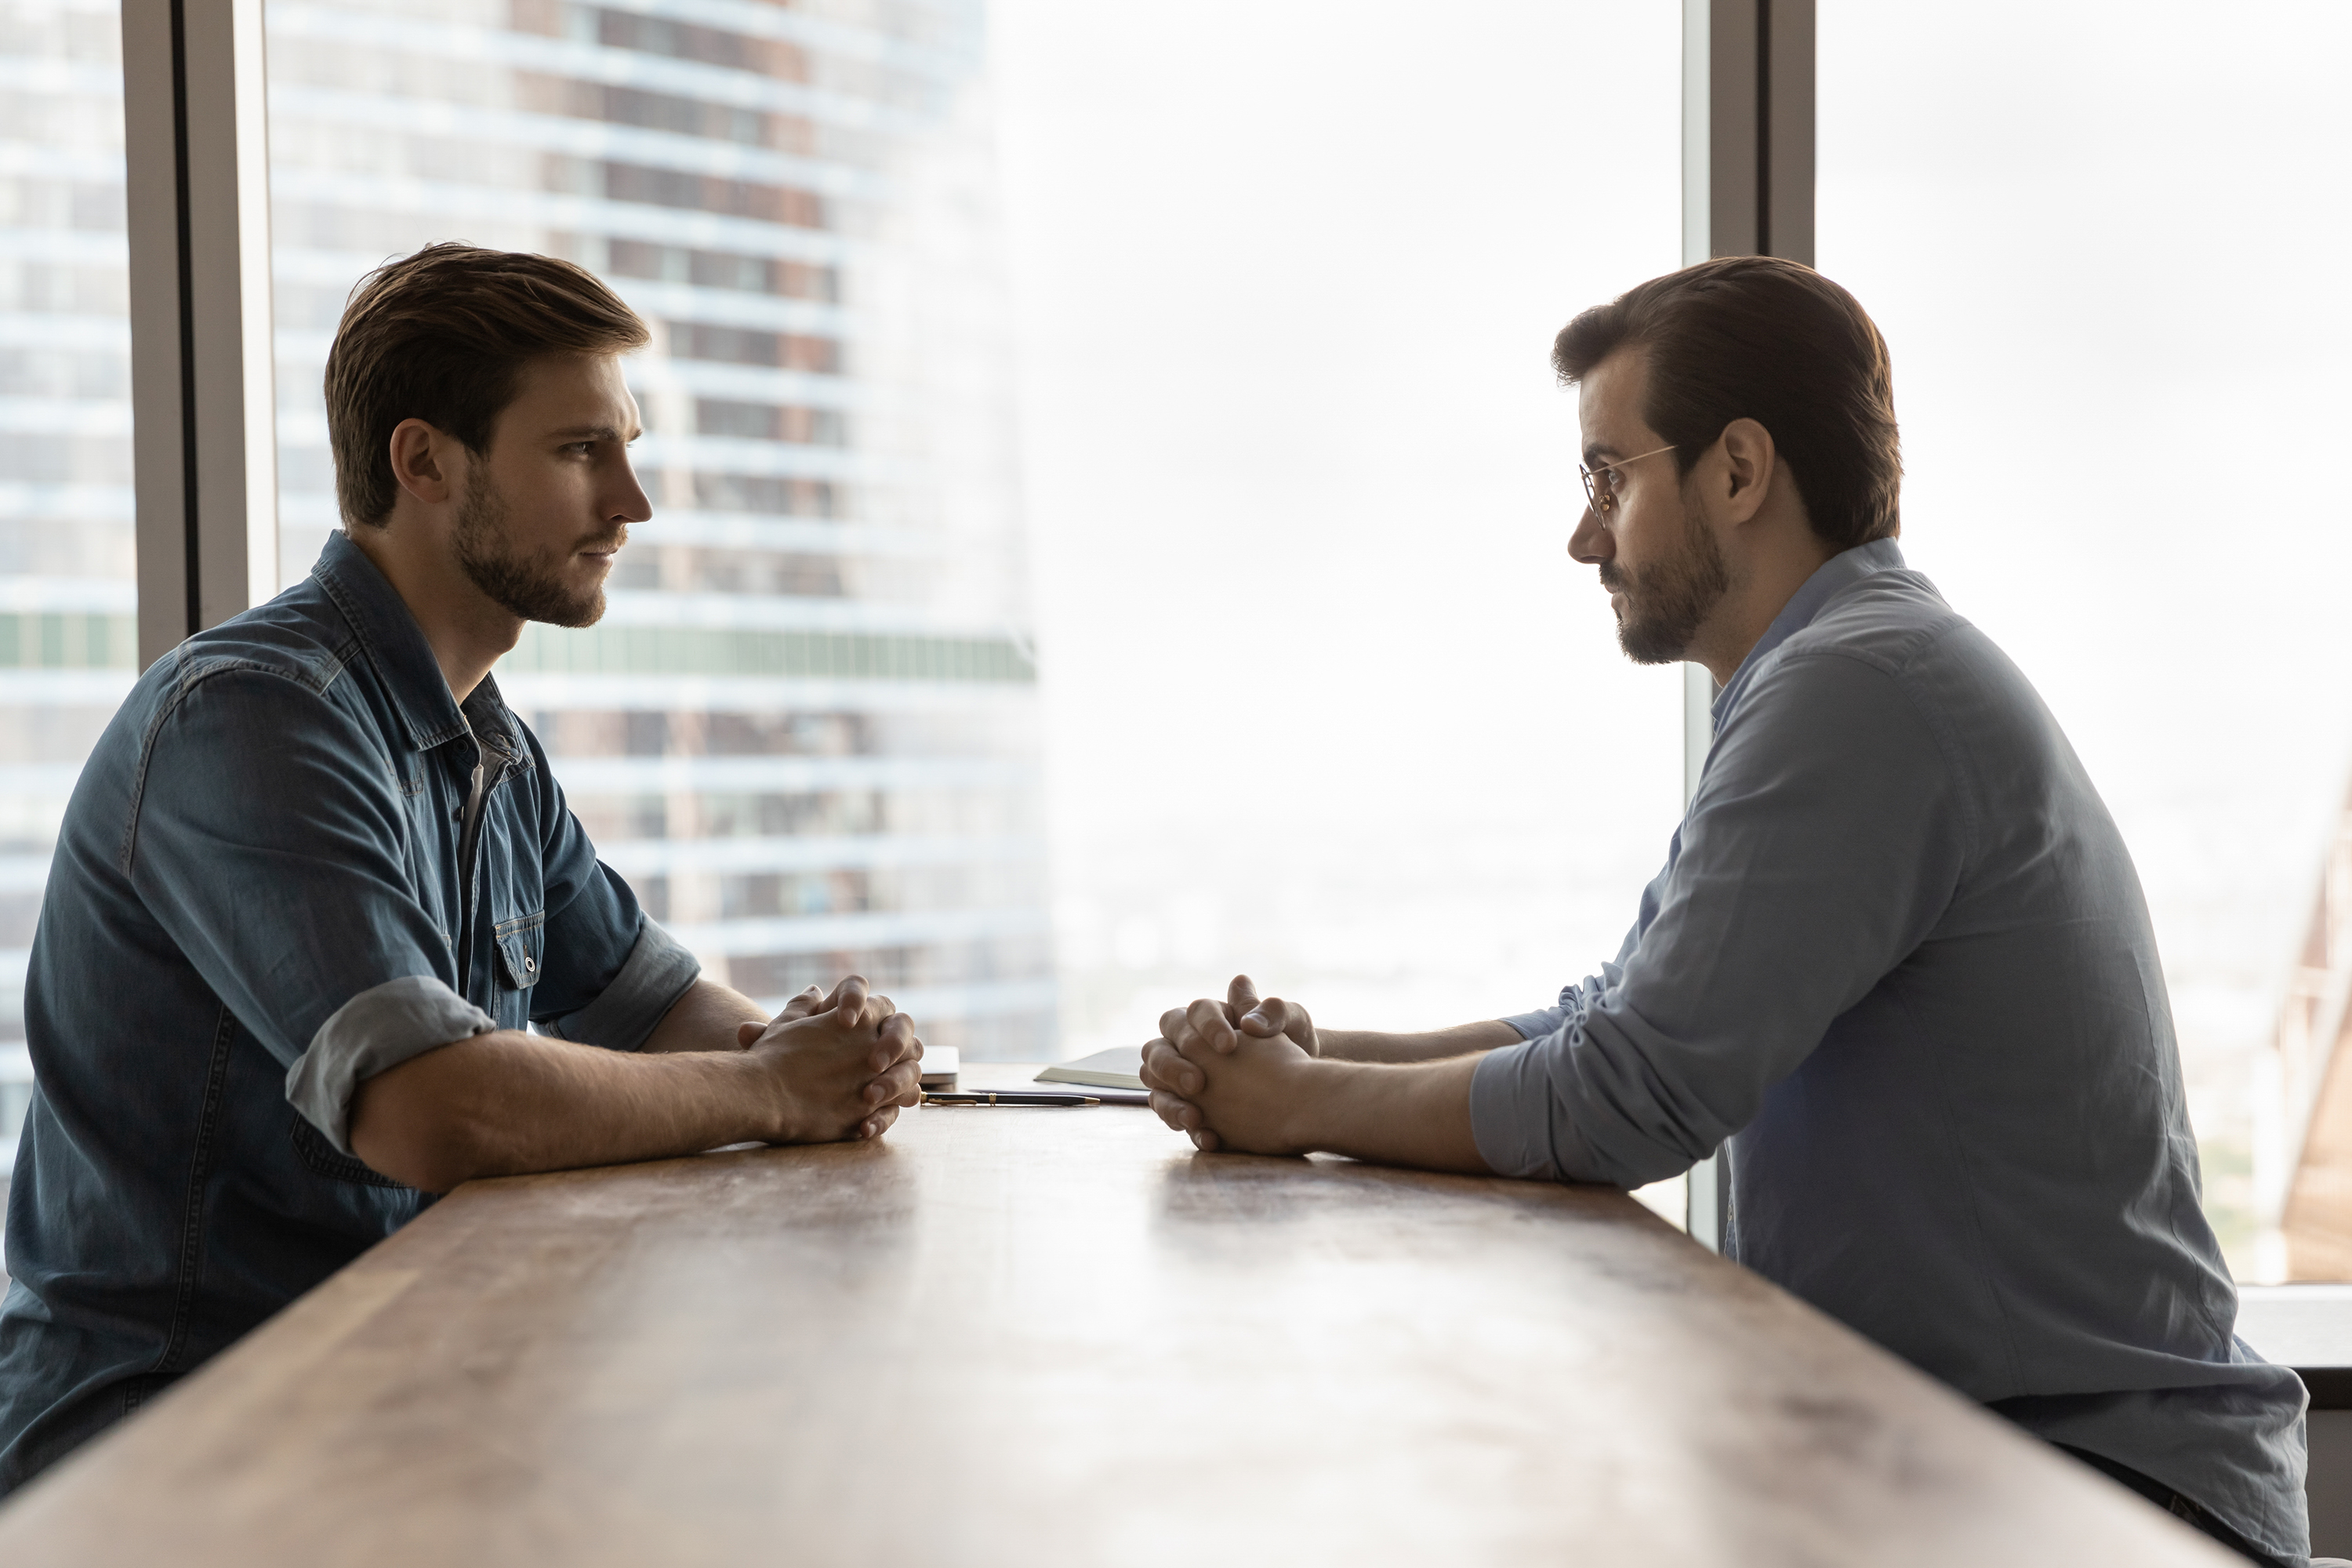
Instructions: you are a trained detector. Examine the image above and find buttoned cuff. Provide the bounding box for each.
[1502,1006,1570,1041]
[1471,1032,1611,1185]
[542,916,701,1051]
[286,975,497,1153]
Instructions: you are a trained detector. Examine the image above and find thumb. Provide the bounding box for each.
[829,974,873,1028]
[1225,973,1261,1025]
[1242,996,1311,1041]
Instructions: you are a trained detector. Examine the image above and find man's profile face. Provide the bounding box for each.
[453,352,650,629]
[1572,348,1729,665]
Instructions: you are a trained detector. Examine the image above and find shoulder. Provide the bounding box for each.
[1708,574,1976,818]
[1747,568,2042,743]
[131,583,393,773]
[163,576,363,702]
[1778,568,1973,682]
[1770,567,2057,760]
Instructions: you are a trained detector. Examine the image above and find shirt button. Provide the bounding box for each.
[524,957,536,973]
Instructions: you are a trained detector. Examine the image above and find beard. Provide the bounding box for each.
[452,473,613,630]
[1599,498,1730,665]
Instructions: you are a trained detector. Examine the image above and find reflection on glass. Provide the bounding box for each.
[0,0,135,1170]
[265,0,1054,1057]
[1819,1,2352,1279]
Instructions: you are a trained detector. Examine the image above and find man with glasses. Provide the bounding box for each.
[1140,257,2311,1563]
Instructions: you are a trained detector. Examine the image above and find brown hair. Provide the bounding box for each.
[325,243,650,528]
[1552,256,1901,550]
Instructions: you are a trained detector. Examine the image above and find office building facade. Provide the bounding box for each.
[0,0,134,1169]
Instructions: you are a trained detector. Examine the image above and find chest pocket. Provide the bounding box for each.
[495,909,546,990]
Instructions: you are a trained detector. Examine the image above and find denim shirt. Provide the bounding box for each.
[1470,539,2309,1561]
[0,532,699,1494]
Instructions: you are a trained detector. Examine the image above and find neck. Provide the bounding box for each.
[343,524,522,705]
[1687,535,1839,687]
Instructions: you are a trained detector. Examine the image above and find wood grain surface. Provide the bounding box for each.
[0,1065,2238,1566]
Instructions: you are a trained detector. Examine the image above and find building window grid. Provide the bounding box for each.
[0,0,134,1160]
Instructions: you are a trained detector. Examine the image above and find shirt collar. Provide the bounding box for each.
[309,529,474,753]
[1711,536,1908,728]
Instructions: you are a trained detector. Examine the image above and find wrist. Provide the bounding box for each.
[1312,1029,1363,1061]
[733,1046,801,1143]
[1276,1056,1346,1155]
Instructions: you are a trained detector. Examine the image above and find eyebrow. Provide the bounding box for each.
[1583,443,1624,466]
[548,423,641,443]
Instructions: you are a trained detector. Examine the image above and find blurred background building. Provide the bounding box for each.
[0,0,1058,1186]
[0,0,136,1177]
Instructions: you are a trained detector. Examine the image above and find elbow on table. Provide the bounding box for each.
[347,1054,495,1194]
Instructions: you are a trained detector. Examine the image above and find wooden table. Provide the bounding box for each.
[0,1067,2238,1566]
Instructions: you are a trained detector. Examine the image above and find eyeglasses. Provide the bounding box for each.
[1578,443,1679,522]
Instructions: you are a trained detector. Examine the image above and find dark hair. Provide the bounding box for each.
[1552,256,1901,550]
[325,242,650,528]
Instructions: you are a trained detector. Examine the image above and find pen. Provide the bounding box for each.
[923,1091,1102,1107]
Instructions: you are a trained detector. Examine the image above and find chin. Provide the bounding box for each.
[559,590,608,630]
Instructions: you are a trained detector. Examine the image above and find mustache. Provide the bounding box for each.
[578,525,629,553]
[1598,560,1628,591]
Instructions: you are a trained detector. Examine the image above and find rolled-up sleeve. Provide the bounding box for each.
[541,916,700,1050]
[1471,650,1969,1187]
[1503,1005,1571,1040]
[287,976,495,1152]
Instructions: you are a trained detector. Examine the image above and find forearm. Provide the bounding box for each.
[1317,1020,1522,1064]
[1283,1054,1492,1174]
[351,1030,776,1192]
[641,975,768,1054]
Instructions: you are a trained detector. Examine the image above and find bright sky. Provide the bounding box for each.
[990,0,1686,1043]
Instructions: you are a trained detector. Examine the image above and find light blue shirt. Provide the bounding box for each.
[1471,539,2308,1560]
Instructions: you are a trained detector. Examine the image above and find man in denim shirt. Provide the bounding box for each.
[1138,260,2311,1563]
[0,245,924,1493]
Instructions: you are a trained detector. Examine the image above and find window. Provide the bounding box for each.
[0,0,134,1173]
[993,0,1686,1214]
[1818,0,2352,1278]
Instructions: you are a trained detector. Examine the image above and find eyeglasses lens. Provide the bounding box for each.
[1580,466,1614,516]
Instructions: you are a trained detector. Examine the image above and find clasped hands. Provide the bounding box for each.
[739,975,924,1142]
[1140,975,1322,1155]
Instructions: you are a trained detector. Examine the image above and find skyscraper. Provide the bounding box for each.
[0,0,1056,1174]
[0,0,134,1171]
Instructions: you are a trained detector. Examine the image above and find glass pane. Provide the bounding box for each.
[1820,2,2352,1279]
[992,2,1685,1210]
[0,0,135,1197]
[265,0,1054,1056]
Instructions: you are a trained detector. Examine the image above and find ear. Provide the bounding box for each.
[387,418,458,508]
[1714,417,1778,526]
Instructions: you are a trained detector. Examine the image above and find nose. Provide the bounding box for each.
[1568,504,1612,565]
[611,448,655,525]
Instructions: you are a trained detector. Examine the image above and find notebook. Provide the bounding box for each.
[1034,1045,1144,1091]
